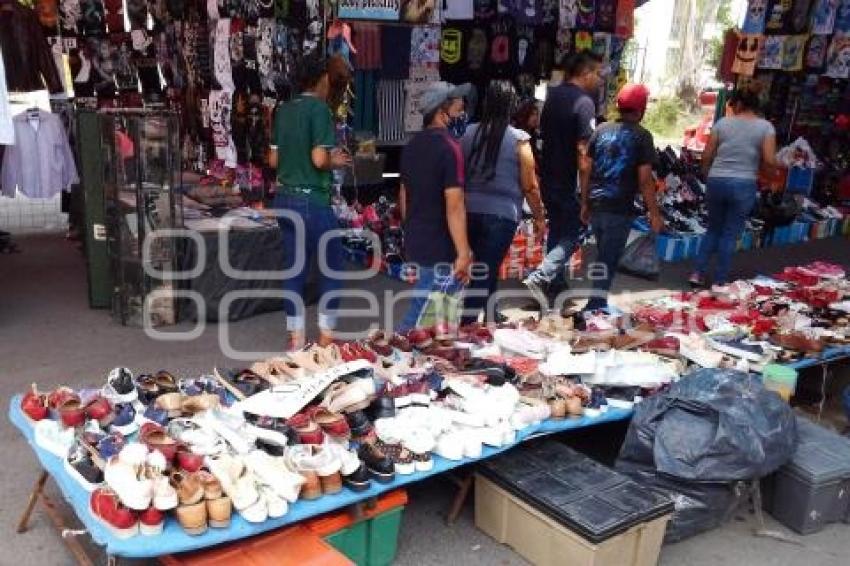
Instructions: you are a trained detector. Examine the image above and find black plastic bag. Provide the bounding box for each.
[616,460,744,543]
[756,191,801,228]
[617,368,797,482]
[618,233,660,280]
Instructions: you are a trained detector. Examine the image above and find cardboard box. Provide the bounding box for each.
[475,475,670,566]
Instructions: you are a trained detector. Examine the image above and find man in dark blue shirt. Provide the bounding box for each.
[580,83,663,312]
[524,52,602,311]
[397,82,473,331]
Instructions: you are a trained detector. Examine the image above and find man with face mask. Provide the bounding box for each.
[397,82,473,332]
[523,51,603,313]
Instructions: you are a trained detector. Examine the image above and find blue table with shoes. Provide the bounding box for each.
[9,396,633,560]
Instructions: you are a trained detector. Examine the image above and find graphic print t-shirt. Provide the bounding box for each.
[587,120,655,214]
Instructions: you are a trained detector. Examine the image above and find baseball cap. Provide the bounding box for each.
[617,83,650,113]
[420,82,473,116]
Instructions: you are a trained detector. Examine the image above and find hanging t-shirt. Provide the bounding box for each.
[764,0,791,34]
[487,16,517,79]
[532,24,557,79]
[444,0,474,20]
[576,0,596,29]
[732,33,762,76]
[474,0,497,20]
[806,34,829,69]
[782,34,806,71]
[560,0,578,28]
[836,0,850,34]
[812,0,838,34]
[59,0,80,36]
[382,25,412,80]
[758,35,785,70]
[541,0,558,24]
[441,21,472,84]
[80,0,106,37]
[788,0,813,34]
[498,0,543,25]
[595,0,616,32]
[465,24,490,75]
[742,0,767,33]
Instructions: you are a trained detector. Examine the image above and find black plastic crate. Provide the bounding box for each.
[480,441,674,544]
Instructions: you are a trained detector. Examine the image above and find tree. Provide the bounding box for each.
[676,0,723,109]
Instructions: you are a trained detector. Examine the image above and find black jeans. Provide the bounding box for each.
[584,210,634,311]
[462,213,518,325]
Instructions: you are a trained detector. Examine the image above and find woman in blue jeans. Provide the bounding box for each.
[459,81,546,325]
[691,89,777,287]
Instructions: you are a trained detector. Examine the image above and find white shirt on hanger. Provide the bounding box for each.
[0,50,14,145]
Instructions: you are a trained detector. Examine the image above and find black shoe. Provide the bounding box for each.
[369,396,396,421]
[343,464,372,492]
[345,410,372,438]
[358,443,395,483]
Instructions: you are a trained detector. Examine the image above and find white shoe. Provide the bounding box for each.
[104,458,153,511]
[328,444,363,477]
[244,450,304,503]
[434,431,464,461]
[460,429,482,458]
[259,484,288,518]
[33,420,75,458]
[206,454,261,511]
[145,451,178,510]
[285,444,342,478]
[239,494,270,523]
[199,409,255,454]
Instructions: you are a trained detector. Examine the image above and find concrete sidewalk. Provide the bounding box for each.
[2,233,849,565]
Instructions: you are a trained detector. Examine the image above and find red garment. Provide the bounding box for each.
[352,23,381,70]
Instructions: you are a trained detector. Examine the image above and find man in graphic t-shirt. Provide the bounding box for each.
[580,83,663,312]
[397,82,473,332]
[523,51,602,311]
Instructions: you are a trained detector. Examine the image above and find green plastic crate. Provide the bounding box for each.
[323,507,404,566]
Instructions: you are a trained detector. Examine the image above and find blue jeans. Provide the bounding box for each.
[274,192,345,331]
[694,177,757,285]
[396,264,463,333]
[462,213,518,325]
[584,211,633,312]
[530,187,582,286]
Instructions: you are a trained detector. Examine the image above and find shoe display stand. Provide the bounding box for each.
[9,397,632,563]
[99,110,184,327]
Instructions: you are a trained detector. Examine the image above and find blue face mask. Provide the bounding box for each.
[447,112,468,138]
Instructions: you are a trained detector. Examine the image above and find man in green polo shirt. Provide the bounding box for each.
[269,54,351,350]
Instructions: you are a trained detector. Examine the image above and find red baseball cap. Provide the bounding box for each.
[617,84,650,113]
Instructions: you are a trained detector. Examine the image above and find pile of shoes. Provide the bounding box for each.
[628,262,850,368]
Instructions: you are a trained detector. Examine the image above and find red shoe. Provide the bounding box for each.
[90,487,138,539]
[339,343,358,363]
[176,448,204,473]
[287,413,325,445]
[406,328,433,350]
[21,385,49,422]
[58,396,86,428]
[139,506,164,536]
[357,342,378,363]
[307,406,351,439]
[85,396,113,424]
[48,386,77,410]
